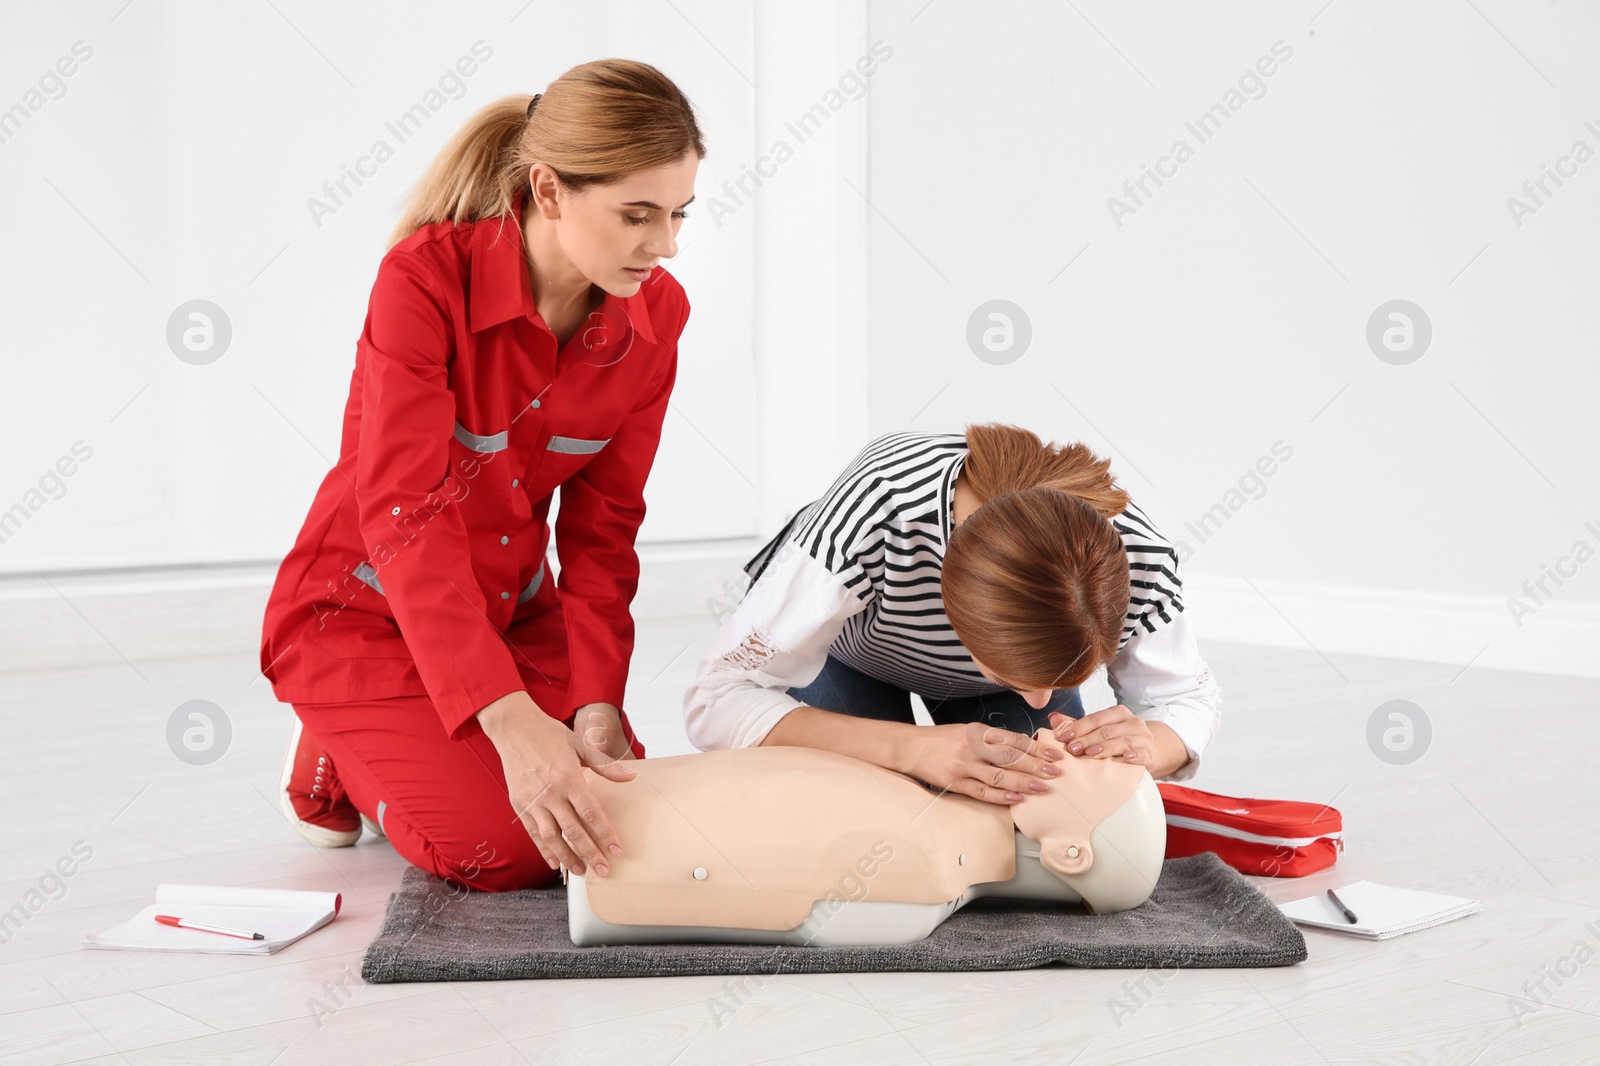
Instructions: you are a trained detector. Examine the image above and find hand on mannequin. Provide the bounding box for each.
[572,702,639,766]
[476,691,637,878]
[1049,705,1189,779]
[901,721,1065,805]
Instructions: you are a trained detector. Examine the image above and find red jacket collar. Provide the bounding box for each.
[468,187,657,346]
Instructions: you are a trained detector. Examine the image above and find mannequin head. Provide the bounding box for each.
[1006,728,1166,913]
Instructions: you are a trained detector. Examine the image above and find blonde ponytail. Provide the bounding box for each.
[387,58,705,250]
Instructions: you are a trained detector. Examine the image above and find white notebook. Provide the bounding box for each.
[1278,879,1481,941]
[82,884,342,955]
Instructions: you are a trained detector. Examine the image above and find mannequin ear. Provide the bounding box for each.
[1041,837,1093,877]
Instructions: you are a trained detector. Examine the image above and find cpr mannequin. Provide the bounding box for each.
[567,727,1166,947]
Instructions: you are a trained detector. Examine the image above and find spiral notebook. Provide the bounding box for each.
[81,884,342,955]
[1278,879,1481,941]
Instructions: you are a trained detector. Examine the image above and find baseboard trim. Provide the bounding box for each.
[0,542,763,674]
[1182,574,1600,681]
[2,550,1594,681]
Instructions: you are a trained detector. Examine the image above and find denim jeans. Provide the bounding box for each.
[786,653,1086,737]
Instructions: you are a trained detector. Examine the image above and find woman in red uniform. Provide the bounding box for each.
[259,59,701,892]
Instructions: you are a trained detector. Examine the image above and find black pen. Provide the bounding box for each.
[1326,888,1358,924]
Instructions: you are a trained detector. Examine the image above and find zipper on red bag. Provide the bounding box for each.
[1163,814,1344,849]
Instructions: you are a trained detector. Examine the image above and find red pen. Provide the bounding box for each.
[154,914,265,940]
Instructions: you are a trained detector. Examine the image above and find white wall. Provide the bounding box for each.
[3,1,1596,678]
[861,0,1599,674]
[0,0,768,570]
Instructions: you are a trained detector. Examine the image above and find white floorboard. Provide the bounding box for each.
[2,618,1597,1065]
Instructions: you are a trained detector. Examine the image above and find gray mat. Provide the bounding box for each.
[360,852,1306,981]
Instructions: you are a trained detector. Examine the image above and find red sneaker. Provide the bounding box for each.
[279,711,360,848]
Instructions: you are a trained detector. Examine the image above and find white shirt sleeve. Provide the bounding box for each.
[1103,610,1221,783]
[683,538,872,751]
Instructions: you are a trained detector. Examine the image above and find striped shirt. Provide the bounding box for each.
[683,431,1221,781]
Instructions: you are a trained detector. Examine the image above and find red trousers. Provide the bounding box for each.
[294,696,536,892]
[292,674,646,894]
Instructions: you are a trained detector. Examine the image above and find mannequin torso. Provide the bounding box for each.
[566,730,1167,947]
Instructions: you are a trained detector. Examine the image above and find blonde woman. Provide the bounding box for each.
[261,60,701,890]
[685,423,1221,803]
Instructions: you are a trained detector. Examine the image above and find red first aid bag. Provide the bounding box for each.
[1156,783,1344,877]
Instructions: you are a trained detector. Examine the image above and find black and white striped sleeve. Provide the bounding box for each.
[1106,497,1220,782]
[786,431,942,603]
[1113,498,1185,643]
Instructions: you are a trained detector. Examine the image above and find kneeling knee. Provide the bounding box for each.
[450,856,559,893]
[426,841,557,893]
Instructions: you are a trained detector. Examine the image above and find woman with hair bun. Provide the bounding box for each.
[260,59,702,891]
[685,423,1222,804]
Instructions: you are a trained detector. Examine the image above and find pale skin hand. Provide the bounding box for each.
[900,721,1069,805]
[1049,705,1191,780]
[759,707,1063,806]
[571,701,640,768]
[968,653,1193,780]
[475,691,637,878]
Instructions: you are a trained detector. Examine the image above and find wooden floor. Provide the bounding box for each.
[3,618,1598,1065]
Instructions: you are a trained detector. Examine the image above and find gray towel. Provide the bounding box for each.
[360,851,1306,982]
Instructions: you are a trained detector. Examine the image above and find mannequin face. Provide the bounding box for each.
[522,150,699,305]
[1010,727,1153,889]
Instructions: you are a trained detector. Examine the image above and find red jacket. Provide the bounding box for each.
[260,188,689,744]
